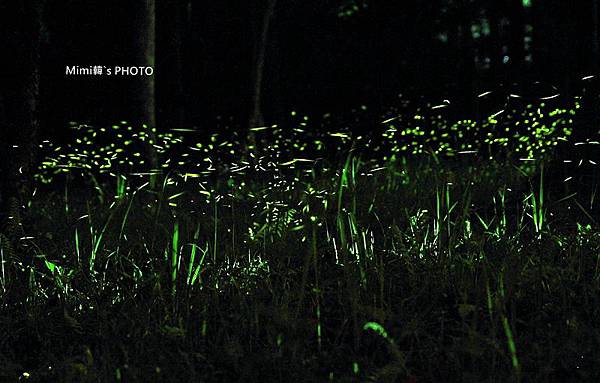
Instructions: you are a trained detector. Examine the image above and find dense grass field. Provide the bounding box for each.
[1,93,600,382]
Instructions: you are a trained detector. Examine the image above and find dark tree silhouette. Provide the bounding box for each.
[131,0,159,178]
[0,0,46,305]
[593,0,600,72]
[134,0,156,128]
[249,0,277,129]
[0,1,45,214]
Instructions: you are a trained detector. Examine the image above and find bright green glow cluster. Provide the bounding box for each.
[337,0,368,19]
[36,121,237,186]
[380,97,579,160]
[34,95,583,218]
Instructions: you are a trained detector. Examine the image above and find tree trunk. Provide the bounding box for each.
[249,0,277,129]
[134,0,156,129]
[173,0,186,128]
[0,0,44,304]
[0,1,44,212]
[593,0,599,72]
[133,0,158,179]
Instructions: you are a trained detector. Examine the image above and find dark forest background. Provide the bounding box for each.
[2,0,599,137]
[1,0,600,228]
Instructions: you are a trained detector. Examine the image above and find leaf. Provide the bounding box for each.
[44,260,56,274]
[363,321,388,339]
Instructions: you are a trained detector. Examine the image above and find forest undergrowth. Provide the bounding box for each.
[1,93,600,382]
